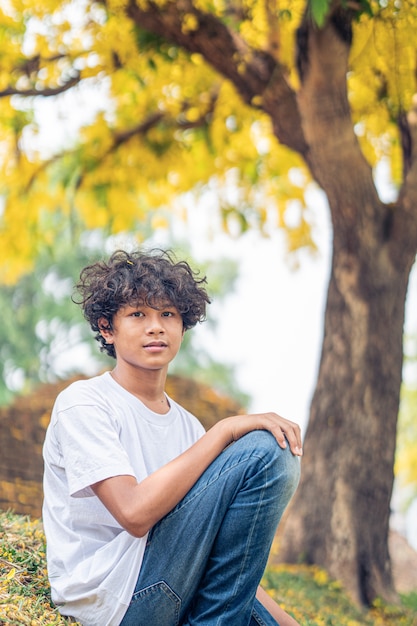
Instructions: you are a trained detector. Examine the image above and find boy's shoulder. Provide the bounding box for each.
[55,372,110,409]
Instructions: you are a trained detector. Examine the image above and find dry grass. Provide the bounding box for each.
[0,510,77,625]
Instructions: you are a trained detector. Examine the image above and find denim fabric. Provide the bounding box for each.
[119,431,300,626]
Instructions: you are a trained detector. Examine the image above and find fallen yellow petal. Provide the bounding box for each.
[5,567,16,579]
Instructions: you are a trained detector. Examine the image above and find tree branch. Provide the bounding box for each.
[111,88,219,150]
[117,0,306,153]
[295,3,382,233]
[0,73,81,99]
[111,112,165,150]
[17,53,67,78]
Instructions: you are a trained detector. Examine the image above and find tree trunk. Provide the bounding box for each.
[277,236,413,604]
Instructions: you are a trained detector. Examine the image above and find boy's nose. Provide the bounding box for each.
[148,326,163,334]
[147,317,164,333]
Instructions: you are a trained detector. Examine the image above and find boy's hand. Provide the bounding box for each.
[220,412,303,457]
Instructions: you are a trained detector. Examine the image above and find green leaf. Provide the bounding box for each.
[310,0,331,27]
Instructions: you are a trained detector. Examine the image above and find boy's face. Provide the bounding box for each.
[99,301,184,374]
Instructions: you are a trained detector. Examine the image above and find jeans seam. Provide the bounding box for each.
[252,607,269,625]
[125,580,181,626]
[219,462,269,623]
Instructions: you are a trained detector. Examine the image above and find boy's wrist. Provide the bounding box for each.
[211,417,237,448]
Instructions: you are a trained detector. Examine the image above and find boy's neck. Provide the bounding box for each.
[110,366,170,414]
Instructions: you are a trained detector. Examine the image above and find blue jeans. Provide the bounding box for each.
[119,431,300,626]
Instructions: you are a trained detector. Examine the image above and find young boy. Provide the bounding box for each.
[42,248,303,626]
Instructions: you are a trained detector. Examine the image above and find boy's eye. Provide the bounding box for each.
[161,311,174,317]
[131,311,144,317]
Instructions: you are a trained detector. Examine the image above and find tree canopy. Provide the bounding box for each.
[1,0,324,280]
[1,0,417,606]
[0,1,415,280]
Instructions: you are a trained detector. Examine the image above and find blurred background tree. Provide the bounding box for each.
[0,209,247,406]
[0,0,417,606]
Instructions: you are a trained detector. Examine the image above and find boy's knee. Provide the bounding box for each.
[240,430,279,456]
[234,431,283,470]
[246,431,300,488]
[221,431,300,504]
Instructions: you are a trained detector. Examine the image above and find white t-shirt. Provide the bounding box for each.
[42,371,205,626]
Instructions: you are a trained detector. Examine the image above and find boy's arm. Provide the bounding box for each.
[92,412,302,538]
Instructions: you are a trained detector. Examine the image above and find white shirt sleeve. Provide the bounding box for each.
[55,403,136,498]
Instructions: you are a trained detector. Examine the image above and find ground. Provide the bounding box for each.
[269,529,417,595]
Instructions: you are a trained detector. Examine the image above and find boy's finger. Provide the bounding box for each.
[283,428,303,456]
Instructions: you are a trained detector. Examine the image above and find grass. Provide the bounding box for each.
[262,567,417,625]
[0,510,416,626]
[0,510,76,625]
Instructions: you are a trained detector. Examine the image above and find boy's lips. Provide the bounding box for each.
[144,341,167,351]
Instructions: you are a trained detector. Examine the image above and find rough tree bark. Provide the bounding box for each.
[120,0,417,604]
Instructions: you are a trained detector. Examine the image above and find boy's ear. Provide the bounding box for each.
[98,318,114,343]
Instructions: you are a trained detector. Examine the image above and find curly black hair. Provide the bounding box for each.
[73,249,211,358]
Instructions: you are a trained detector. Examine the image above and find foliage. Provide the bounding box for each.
[348,0,417,181]
[0,0,321,282]
[0,0,414,278]
[0,510,415,625]
[0,1,414,283]
[0,217,248,407]
[0,226,99,405]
